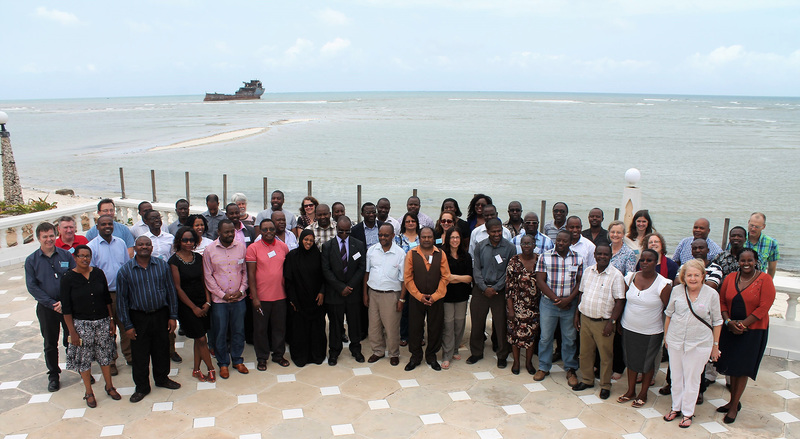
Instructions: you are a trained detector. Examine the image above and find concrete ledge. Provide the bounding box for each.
[766,318,800,359]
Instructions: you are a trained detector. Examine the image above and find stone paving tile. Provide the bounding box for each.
[0,260,797,438]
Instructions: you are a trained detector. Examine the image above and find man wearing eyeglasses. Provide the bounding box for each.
[510,212,554,255]
[543,202,569,241]
[504,201,524,237]
[321,216,367,365]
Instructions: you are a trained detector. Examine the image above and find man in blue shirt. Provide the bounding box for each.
[116,236,180,403]
[25,222,75,392]
[85,198,135,257]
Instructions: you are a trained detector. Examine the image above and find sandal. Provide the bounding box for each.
[679,415,693,428]
[617,395,632,404]
[105,386,121,400]
[631,399,646,408]
[452,354,461,361]
[273,357,290,367]
[192,369,207,382]
[83,393,97,408]
[441,361,450,370]
[257,360,267,371]
[206,370,216,383]
[663,410,681,422]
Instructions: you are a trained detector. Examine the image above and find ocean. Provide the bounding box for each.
[2,92,799,270]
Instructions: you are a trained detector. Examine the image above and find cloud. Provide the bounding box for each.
[321,38,351,57]
[317,8,351,25]
[35,6,79,25]
[286,38,314,58]
[686,45,800,77]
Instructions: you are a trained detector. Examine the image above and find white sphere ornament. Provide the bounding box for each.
[625,168,641,186]
[0,111,8,125]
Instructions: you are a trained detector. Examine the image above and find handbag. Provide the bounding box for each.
[683,286,712,331]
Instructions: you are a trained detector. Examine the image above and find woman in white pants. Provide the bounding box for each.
[663,259,722,428]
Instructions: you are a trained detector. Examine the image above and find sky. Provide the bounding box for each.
[1,0,799,99]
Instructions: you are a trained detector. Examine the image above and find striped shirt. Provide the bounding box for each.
[510,230,554,255]
[535,248,584,298]
[578,264,626,319]
[672,237,722,265]
[116,257,178,330]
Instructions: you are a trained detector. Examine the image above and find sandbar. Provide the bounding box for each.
[148,127,268,152]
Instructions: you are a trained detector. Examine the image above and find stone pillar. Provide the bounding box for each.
[621,168,641,232]
[1,124,23,205]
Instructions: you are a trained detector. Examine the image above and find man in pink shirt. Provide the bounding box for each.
[246,219,290,371]
[202,220,249,379]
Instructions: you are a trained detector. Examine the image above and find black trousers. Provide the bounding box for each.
[408,296,444,364]
[129,308,171,394]
[253,299,287,361]
[327,301,362,358]
[36,303,68,380]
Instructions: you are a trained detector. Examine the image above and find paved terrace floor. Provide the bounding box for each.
[0,261,798,439]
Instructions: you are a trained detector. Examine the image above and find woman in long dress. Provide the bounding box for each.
[284,229,327,366]
[506,234,540,375]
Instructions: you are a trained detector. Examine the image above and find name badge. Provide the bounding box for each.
[428,255,433,264]
[268,250,276,258]
[568,265,578,272]
[495,254,503,264]
[352,252,361,261]
[237,258,244,264]
[60,261,70,268]
[68,248,75,254]
[435,238,442,245]
[245,236,251,243]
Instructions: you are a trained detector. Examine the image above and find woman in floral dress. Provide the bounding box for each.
[506,234,540,375]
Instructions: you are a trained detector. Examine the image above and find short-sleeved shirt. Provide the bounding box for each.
[56,235,89,252]
[245,238,289,302]
[744,233,780,272]
[535,248,583,298]
[88,236,130,292]
[578,264,626,319]
[85,221,135,248]
[673,237,722,265]
[365,242,405,291]
[255,209,297,232]
[61,269,111,320]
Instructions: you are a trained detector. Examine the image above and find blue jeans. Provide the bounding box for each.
[211,300,246,367]
[538,296,579,371]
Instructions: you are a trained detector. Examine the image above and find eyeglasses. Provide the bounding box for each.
[524,221,540,225]
[75,254,92,259]
[262,227,276,232]
[378,233,393,238]
[303,204,315,208]
[181,238,196,243]
[440,219,454,224]
[337,230,351,234]
[509,209,521,212]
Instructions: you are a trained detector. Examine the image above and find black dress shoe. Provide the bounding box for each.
[428,361,442,371]
[572,382,595,391]
[170,352,183,363]
[404,361,419,371]
[599,389,611,400]
[526,363,536,375]
[47,379,60,392]
[511,365,520,375]
[129,391,148,403]
[155,379,181,390]
[390,357,400,366]
[328,356,338,366]
[497,358,507,369]
[716,402,742,413]
[465,355,483,365]
[353,353,365,363]
[723,414,737,424]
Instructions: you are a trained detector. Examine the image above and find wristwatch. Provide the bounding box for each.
[398,298,406,303]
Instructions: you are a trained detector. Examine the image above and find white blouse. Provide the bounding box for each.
[621,273,671,335]
[665,284,723,350]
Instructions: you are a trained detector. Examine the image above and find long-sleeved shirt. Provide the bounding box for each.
[116,257,178,330]
[202,209,227,240]
[468,223,513,258]
[88,235,130,291]
[25,247,76,307]
[665,284,723,350]
[673,237,722,265]
[473,238,517,292]
[202,239,248,303]
[403,245,450,302]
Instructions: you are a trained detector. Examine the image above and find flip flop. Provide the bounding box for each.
[663,410,681,422]
[617,395,632,403]
[631,399,646,408]
[679,415,693,428]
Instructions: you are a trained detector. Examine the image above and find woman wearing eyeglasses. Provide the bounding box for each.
[294,196,319,236]
[169,226,214,382]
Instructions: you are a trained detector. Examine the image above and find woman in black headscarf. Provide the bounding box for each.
[284,229,327,366]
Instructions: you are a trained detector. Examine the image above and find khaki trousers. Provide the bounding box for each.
[110,292,132,364]
[579,315,615,390]
[368,288,402,358]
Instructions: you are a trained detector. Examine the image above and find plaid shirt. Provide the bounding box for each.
[578,264,626,319]
[305,222,337,250]
[743,233,780,272]
[535,248,584,298]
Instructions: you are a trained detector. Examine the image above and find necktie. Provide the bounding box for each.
[340,239,348,273]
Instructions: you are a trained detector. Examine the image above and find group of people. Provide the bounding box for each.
[25,192,780,428]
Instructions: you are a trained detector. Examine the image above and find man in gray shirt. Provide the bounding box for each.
[467,219,516,369]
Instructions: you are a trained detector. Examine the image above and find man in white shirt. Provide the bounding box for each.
[130,201,167,238]
[142,210,174,261]
[567,216,596,268]
[255,190,297,234]
[572,245,625,400]
[377,198,401,236]
[468,204,512,257]
[363,224,407,366]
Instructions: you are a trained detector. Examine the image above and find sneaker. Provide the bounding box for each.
[533,370,550,381]
[566,369,579,387]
